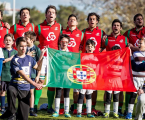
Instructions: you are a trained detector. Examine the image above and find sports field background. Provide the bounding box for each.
[28,87,137,120]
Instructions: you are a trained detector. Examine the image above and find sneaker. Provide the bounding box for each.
[52,111,59,117]
[34,108,37,113]
[124,110,128,116]
[113,113,119,118]
[59,108,64,115]
[1,108,5,115]
[104,112,109,118]
[82,108,87,115]
[73,109,77,115]
[64,112,71,118]
[76,113,81,117]
[87,113,95,118]
[47,107,55,114]
[125,112,132,119]
[30,110,37,116]
[0,110,11,119]
[8,114,16,120]
[92,108,103,116]
[118,109,124,117]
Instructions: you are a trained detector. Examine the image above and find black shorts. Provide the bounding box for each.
[30,78,35,89]
[0,81,10,91]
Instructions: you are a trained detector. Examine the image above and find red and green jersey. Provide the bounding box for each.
[80,27,105,53]
[103,33,128,51]
[62,26,83,53]
[10,20,35,49]
[123,27,145,47]
[35,20,61,56]
[0,21,9,48]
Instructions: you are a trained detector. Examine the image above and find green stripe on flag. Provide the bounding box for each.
[46,48,82,89]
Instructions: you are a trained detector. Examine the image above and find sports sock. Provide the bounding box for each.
[77,104,83,113]
[92,102,96,109]
[86,99,91,113]
[125,93,130,111]
[105,104,110,114]
[60,101,64,109]
[113,102,119,114]
[128,104,134,114]
[34,88,42,109]
[74,101,77,110]
[119,101,123,110]
[83,103,86,109]
[64,98,69,113]
[55,98,60,113]
[1,96,5,109]
[47,87,55,109]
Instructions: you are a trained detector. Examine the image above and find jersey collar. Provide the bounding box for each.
[19,20,30,27]
[111,32,122,38]
[44,19,57,27]
[0,21,5,27]
[66,26,78,31]
[87,26,99,31]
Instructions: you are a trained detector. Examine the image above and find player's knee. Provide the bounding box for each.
[86,94,92,99]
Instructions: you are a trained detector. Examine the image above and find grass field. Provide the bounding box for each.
[27,87,137,120]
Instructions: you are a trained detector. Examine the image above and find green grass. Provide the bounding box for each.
[28,88,137,120]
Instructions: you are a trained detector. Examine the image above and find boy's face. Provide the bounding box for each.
[86,44,95,53]
[112,22,122,34]
[20,9,30,22]
[88,15,98,28]
[4,36,13,48]
[67,16,78,27]
[25,37,33,46]
[134,16,144,28]
[60,38,69,50]
[138,39,145,51]
[17,41,27,55]
[45,8,56,23]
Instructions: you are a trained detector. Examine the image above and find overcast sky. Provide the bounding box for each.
[0,0,86,12]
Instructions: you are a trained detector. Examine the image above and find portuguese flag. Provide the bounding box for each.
[46,47,136,92]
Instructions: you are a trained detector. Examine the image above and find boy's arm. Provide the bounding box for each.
[35,71,41,83]
[3,55,14,63]
[17,70,42,89]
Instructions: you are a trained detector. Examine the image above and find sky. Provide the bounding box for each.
[0,0,86,12]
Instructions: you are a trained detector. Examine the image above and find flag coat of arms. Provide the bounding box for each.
[45,47,136,92]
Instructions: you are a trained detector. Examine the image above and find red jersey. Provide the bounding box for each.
[35,20,61,56]
[123,27,145,47]
[104,33,128,51]
[62,26,83,53]
[80,27,105,53]
[0,21,9,48]
[10,20,35,49]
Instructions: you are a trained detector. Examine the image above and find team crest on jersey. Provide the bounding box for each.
[76,34,80,37]
[0,27,3,30]
[55,27,58,30]
[67,65,96,84]
[134,39,139,46]
[90,37,97,46]
[29,27,32,31]
[120,39,123,43]
[96,33,100,36]
[68,38,76,47]
[46,32,56,41]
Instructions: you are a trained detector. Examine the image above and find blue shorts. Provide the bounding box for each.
[30,78,35,89]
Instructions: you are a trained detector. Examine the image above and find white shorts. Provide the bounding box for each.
[41,56,47,74]
[79,89,94,94]
[106,91,120,94]
[73,89,79,92]
[133,77,145,91]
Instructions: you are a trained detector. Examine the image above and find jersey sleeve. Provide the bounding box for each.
[11,58,23,74]
[10,25,14,34]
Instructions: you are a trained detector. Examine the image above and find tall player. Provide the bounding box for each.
[34,5,62,114]
[0,10,10,48]
[10,8,35,49]
[80,12,106,115]
[123,13,145,115]
[62,14,83,114]
[102,19,128,118]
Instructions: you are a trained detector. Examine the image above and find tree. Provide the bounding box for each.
[56,5,88,30]
[80,0,145,34]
